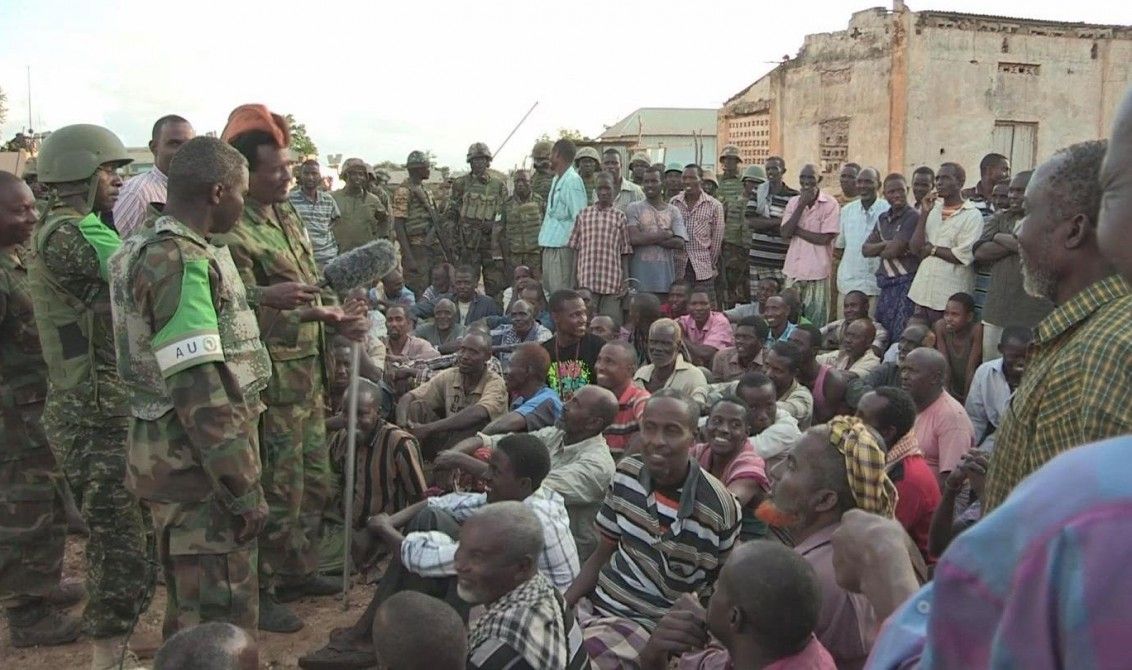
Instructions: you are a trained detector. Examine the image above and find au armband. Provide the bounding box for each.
[151,259,225,377]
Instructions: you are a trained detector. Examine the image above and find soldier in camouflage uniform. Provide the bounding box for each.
[331,158,390,254]
[716,144,750,308]
[108,137,270,638]
[393,150,446,296]
[575,145,600,204]
[0,172,82,648]
[496,169,545,280]
[369,168,394,210]
[447,142,507,301]
[26,125,155,669]
[530,140,555,203]
[213,105,371,633]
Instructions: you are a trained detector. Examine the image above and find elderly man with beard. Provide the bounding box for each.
[633,318,710,407]
[481,342,561,435]
[982,140,1132,512]
[756,417,897,669]
[566,390,740,669]
[414,298,466,354]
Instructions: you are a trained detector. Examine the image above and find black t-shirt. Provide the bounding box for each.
[543,333,605,401]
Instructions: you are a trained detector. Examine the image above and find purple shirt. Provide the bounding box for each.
[678,312,735,351]
[867,435,1132,670]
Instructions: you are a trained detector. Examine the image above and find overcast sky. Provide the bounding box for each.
[1,0,1127,170]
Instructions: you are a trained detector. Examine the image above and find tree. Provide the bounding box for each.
[285,113,318,158]
[0,85,7,127]
[537,128,587,143]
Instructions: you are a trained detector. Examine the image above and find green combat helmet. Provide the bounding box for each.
[531,140,553,160]
[719,144,742,161]
[467,142,492,162]
[702,169,718,186]
[375,169,391,183]
[742,164,768,183]
[405,151,430,169]
[340,157,370,179]
[575,146,600,166]
[37,124,131,184]
[664,162,683,175]
[629,152,651,169]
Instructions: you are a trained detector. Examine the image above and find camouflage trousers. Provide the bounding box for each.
[457,244,505,304]
[258,375,330,590]
[504,251,542,285]
[150,498,258,638]
[716,243,751,308]
[0,401,66,609]
[403,240,446,297]
[42,401,154,638]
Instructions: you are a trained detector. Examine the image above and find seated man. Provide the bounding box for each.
[965,326,1030,451]
[692,396,771,541]
[848,323,933,402]
[678,290,735,368]
[640,542,834,670]
[734,371,801,467]
[565,391,741,669]
[298,435,578,670]
[790,323,851,423]
[414,298,466,354]
[819,290,889,355]
[622,291,662,364]
[154,622,258,670]
[384,305,441,393]
[370,269,416,311]
[396,331,507,458]
[634,318,711,407]
[711,316,768,383]
[901,347,976,484]
[816,317,882,378]
[372,592,466,670]
[414,264,502,325]
[660,278,690,318]
[766,340,815,429]
[588,314,618,342]
[482,342,561,435]
[762,294,797,348]
[594,340,651,459]
[458,503,590,669]
[856,387,940,564]
[724,276,781,322]
[491,299,552,360]
[756,418,895,669]
[499,264,535,310]
[439,385,618,560]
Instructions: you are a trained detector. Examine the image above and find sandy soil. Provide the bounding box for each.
[1,536,378,669]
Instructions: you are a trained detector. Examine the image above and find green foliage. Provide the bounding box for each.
[537,128,586,143]
[285,113,318,157]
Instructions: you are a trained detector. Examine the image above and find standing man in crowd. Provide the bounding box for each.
[109,136,270,637]
[570,172,632,321]
[837,167,887,317]
[908,163,983,323]
[837,163,860,205]
[332,158,390,254]
[498,169,544,280]
[601,148,644,213]
[962,153,1010,217]
[29,124,155,667]
[864,173,921,343]
[628,153,651,186]
[448,143,508,301]
[973,170,1053,360]
[716,145,749,308]
[539,140,589,294]
[113,114,195,238]
[984,140,1132,512]
[289,160,340,268]
[530,140,555,202]
[214,105,369,632]
[781,164,840,327]
[393,150,442,295]
[0,172,82,648]
[576,147,601,204]
[748,156,799,289]
[626,167,687,297]
[671,165,725,304]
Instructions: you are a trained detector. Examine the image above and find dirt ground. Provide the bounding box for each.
[1,536,378,669]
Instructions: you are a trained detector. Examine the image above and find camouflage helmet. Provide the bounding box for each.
[374,169,391,183]
[702,169,718,185]
[531,140,553,160]
[719,144,742,161]
[742,164,768,183]
[664,162,684,174]
[574,146,600,165]
[36,124,132,184]
[629,152,651,168]
[340,157,370,179]
[405,150,430,169]
[466,142,492,162]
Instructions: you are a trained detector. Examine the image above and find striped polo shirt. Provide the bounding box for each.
[591,455,740,630]
[748,182,799,270]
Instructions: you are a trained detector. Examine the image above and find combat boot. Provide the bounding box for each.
[90,634,143,670]
[258,589,304,633]
[44,577,87,607]
[6,600,80,648]
[276,574,341,603]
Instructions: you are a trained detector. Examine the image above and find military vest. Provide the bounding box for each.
[717,174,749,247]
[530,171,554,203]
[502,194,545,254]
[455,174,507,222]
[398,182,437,239]
[0,249,48,406]
[109,216,271,421]
[27,205,121,395]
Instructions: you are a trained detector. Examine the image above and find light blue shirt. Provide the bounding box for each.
[836,196,889,295]
[538,165,589,248]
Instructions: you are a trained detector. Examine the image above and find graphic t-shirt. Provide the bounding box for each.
[542,333,605,401]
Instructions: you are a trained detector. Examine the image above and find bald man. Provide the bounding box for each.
[836,167,888,316]
[781,164,840,327]
[372,592,466,670]
[817,318,881,378]
[482,342,560,435]
[154,621,258,670]
[442,384,617,560]
[901,347,975,485]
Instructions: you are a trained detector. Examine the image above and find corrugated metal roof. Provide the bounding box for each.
[598,108,718,140]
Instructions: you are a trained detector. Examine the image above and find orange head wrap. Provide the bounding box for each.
[220,104,290,147]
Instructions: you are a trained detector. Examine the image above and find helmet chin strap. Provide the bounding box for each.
[86,172,100,214]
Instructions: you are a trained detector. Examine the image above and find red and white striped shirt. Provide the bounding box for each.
[113,168,168,238]
[671,191,725,281]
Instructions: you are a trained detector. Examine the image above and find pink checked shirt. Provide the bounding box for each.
[781,191,840,281]
[671,191,725,281]
[678,312,735,350]
[568,203,633,295]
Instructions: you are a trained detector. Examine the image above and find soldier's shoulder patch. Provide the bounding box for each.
[151,258,223,378]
